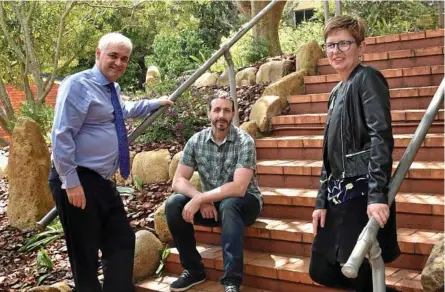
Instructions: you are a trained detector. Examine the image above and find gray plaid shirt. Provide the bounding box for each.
[180,124,263,208]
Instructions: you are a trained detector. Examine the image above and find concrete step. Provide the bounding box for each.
[318,46,444,74]
[271,109,444,136]
[304,65,444,94]
[136,274,274,292]
[289,86,441,114]
[363,29,444,53]
[255,133,444,162]
[192,218,442,271]
[256,160,444,194]
[161,244,424,292]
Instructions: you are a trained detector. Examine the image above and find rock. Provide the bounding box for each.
[216,69,230,87]
[7,117,54,231]
[240,121,259,138]
[28,287,59,292]
[115,151,137,185]
[249,95,281,132]
[50,282,71,292]
[193,72,219,88]
[154,201,172,243]
[169,151,183,180]
[262,69,308,108]
[256,60,294,85]
[295,40,324,76]
[132,150,170,184]
[133,230,163,282]
[190,172,202,192]
[0,154,7,178]
[145,66,161,86]
[421,237,444,292]
[236,67,258,86]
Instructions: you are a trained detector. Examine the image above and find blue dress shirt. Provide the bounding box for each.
[51,65,160,189]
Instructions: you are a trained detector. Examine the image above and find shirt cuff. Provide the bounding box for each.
[149,100,161,111]
[60,171,81,189]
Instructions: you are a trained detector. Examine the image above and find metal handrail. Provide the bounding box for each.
[342,78,445,291]
[36,0,281,230]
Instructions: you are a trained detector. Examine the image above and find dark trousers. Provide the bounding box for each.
[49,167,135,292]
[165,193,261,286]
[309,251,399,292]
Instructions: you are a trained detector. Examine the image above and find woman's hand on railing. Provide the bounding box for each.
[312,208,327,236]
[367,203,389,228]
[158,95,174,106]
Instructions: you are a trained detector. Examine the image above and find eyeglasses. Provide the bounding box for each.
[322,40,356,53]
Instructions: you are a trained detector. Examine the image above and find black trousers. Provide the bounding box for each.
[309,251,399,292]
[49,167,135,292]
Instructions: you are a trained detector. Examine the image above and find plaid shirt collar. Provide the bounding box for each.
[205,124,236,144]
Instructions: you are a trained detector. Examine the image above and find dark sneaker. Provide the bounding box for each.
[224,283,240,292]
[170,270,206,291]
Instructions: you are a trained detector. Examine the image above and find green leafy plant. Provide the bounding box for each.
[36,248,54,270]
[19,219,63,253]
[155,247,171,277]
[133,175,143,191]
[18,101,55,136]
[279,20,324,54]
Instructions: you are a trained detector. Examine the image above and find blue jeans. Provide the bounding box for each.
[165,193,261,286]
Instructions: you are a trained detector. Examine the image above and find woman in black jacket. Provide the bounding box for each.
[309,15,400,292]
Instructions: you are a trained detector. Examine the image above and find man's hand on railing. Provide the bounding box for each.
[312,208,327,236]
[158,95,174,106]
[367,203,389,228]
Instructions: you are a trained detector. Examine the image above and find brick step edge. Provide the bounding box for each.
[165,245,424,292]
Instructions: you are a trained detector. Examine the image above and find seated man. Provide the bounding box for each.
[165,93,263,292]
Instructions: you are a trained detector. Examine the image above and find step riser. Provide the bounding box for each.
[257,147,444,162]
[305,73,444,94]
[193,232,429,272]
[319,55,443,75]
[257,175,444,195]
[365,36,444,53]
[272,124,444,136]
[259,205,444,231]
[164,262,341,292]
[290,96,444,114]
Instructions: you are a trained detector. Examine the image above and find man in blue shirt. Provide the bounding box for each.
[49,32,173,292]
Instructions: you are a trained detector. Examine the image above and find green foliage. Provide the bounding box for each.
[36,248,54,270]
[279,20,325,54]
[133,175,143,191]
[18,101,54,136]
[156,247,171,277]
[19,219,63,253]
[343,0,439,36]
[211,33,269,71]
[136,79,208,143]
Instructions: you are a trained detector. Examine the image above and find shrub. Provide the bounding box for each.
[18,101,55,136]
[279,20,324,54]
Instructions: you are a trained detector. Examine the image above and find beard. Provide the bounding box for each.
[212,117,232,132]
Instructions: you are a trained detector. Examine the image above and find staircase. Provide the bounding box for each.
[136,29,444,292]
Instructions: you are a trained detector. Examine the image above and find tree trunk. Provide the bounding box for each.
[250,0,286,57]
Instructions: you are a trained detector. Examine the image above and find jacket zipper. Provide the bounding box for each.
[345,149,371,158]
[340,88,346,179]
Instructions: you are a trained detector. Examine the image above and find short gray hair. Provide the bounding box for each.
[98,32,133,52]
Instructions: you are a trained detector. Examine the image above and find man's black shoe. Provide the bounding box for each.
[224,283,240,292]
[170,270,206,291]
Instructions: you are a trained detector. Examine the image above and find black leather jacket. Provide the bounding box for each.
[315,64,394,209]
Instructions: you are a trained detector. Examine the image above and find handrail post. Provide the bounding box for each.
[224,50,239,126]
[342,78,445,287]
[369,239,385,292]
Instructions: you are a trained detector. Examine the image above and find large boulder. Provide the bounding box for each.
[193,72,219,88]
[240,121,259,138]
[236,67,258,86]
[169,151,183,180]
[29,282,70,292]
[190,172,202,192]
[133,230,163,282]
[7,117,53,231]
[262,69,308,108]
[256,60,294,85]
[154,202,172,243]
[421,237,444,292]
[249,95,281,132]
[295,40,324,76]
[115,151,137,185]
[216,69,230,87]
[132,150,170,184]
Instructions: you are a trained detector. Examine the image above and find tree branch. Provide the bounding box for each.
[0,2,26,62]
[0,77,16,133]
[26,1,37,22]
[77,1,147,10]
